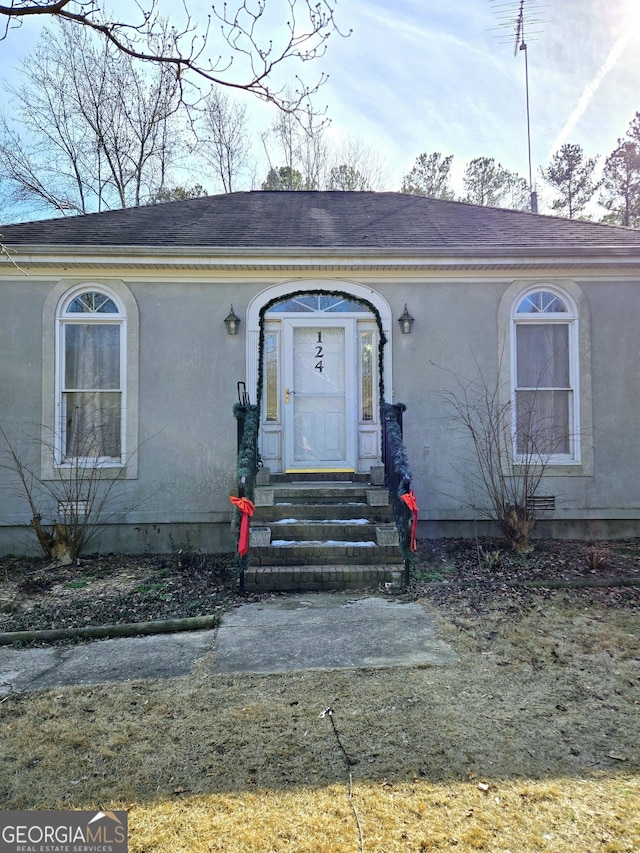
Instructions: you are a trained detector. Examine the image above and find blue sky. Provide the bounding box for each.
[313,0,640,196]
[1,0,639,209]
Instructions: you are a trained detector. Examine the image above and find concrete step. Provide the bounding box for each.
[267,472,370,483]
[268,520,380,541]
[247,478,403,586]
[244,564,404,592]
[254,503,394,522]
[251,543,404,566]
[255,482,390,506]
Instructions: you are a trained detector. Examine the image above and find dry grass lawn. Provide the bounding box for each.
[1,585,638,852]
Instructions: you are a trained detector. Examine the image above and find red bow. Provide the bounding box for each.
[400,490,419,552]
[230,495,255,556]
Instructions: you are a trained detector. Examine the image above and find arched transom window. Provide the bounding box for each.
[512,287,579,462]
[267,294,369,313]
[56,287,125,463]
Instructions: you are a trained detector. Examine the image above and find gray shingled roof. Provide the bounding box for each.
[2,191,640,253]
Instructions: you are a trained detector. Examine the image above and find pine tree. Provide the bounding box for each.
[540,144,599,219]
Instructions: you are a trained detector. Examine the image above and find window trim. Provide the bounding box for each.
[510,285,580,465]
[42,280,139,480]
[498,279,593,477]
[56,285,126,466]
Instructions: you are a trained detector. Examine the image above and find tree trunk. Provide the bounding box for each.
[503,507,534,554]
[31,517,81,565]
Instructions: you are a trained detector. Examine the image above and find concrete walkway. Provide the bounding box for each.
[212,593,457,673]
[0,593,457,694]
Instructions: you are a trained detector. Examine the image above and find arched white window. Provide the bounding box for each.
[512,286,579,463]
[56,287,126,464]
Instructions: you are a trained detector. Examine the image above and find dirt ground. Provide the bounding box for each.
[0,539,639,851]
[1,537,639,635]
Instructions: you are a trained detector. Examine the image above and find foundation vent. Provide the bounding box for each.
[527,495,556,512]
[58,500,89,518]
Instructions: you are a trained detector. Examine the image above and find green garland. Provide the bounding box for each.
[232,402,260,588]
[256,289,388,430]
[381,403,412,489]
[381,402,414,568]
[233,402,260,486]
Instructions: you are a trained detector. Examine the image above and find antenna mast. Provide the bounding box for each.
[489,0,547,213]
[515,0,537,212]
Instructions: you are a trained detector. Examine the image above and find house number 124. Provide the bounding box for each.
[315,332,324,373]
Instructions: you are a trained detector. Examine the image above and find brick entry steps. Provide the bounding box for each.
[245,564,403,592]
[244,479,405,592]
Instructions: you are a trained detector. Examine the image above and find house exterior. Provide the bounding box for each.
[1,190,640,556]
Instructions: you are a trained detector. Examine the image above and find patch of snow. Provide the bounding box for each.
[272,518,369,525]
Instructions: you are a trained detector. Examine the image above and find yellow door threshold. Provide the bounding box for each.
[285,468,355,474]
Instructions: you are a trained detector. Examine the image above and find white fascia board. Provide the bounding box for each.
[1,244,640,273]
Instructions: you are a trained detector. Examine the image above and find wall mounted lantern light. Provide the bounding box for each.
[224,304,240,335]
[398,304,415,335]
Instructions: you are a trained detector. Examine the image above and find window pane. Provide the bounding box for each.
[268,294,367,313]
[66,292,118,314]
[65,324,120,389]
[516,324,569,388]
[265,332,278,422]
[270,296,313,312]
[326,298,365,313]
[360,330,374,421]
[516,390,570,455]
[64,391,121,458]
[516,291,567,314]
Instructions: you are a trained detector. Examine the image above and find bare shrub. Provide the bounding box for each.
[1,424,143,564]
[441,362,571,554]
[477,545,502,569]
[588,545,610,572]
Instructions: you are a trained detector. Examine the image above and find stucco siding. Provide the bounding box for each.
[1,265,639,555]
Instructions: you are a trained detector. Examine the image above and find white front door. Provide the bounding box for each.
[283,318,356,471]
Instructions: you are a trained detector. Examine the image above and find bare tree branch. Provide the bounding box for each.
[200,88,251,193]
[0,20,188,214]
[0,235,30,272]
[0,1,350,113]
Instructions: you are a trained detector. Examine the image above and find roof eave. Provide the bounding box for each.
[1,243,640,272]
